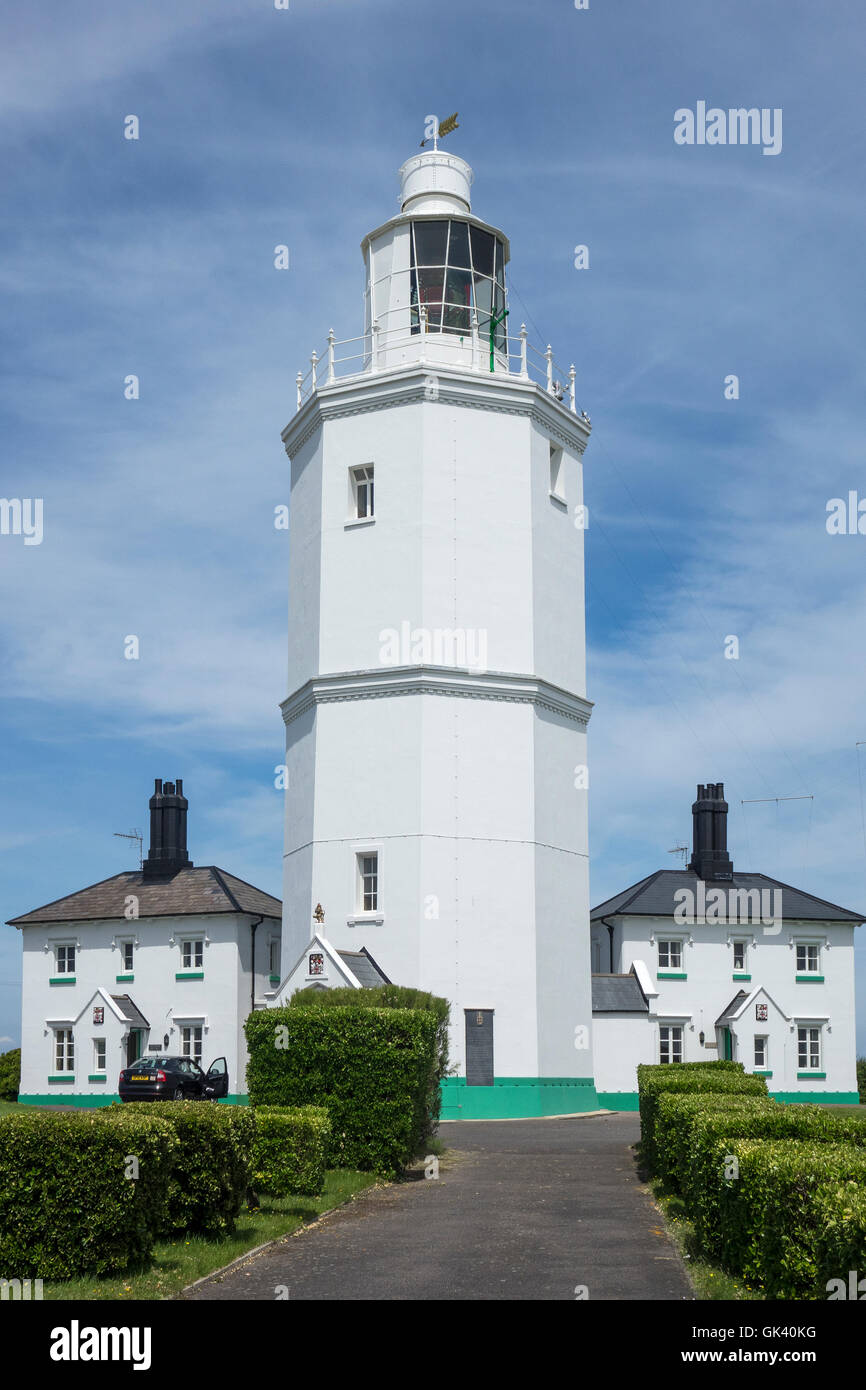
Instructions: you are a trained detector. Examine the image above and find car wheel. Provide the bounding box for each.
[172,1086,184,1101]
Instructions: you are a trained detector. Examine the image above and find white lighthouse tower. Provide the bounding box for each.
[279,142,597,1118]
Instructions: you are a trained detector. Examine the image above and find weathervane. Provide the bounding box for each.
[420,112,459,150]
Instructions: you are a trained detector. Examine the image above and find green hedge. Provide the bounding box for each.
[712,1139,866,1297]
[654,1092,775,1193]
[638,1068,768,1175]
[100,1101,255,1237]
[288,984,450,1140]
[0,1109,177,1278]
[246,1005,439,1176]
[251,1106,331,1196]
[813,1182,866,1297]
[0,1048,20,1102]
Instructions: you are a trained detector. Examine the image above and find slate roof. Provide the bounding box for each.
[591,973,649,1014]
[715,990,749,1026]
[7,866,281,926]
[337,947,391,987]
[590,869,864,924]
[111,994,150,1030]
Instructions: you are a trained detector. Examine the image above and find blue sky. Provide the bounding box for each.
[2,0,866,1050]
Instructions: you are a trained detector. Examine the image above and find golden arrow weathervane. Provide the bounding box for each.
[420,112,459,149]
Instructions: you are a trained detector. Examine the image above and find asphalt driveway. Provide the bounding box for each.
[182,1112,693,1301]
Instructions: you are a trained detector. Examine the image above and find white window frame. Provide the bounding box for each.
[54,943,76,976]
[348,464,375,523]
[348,844,384,924]
[120,940,135,973]
[53,1028,74,1073]
[732,939,748,972]
[754,1035,768,1069]
[797,1024,822,1071]
[92,1037,107,1073]
[658,939,683,972]
[269,938,281,977]
[549,443,566,502]
[795,941,822,975]
[180,938,204,971]
[658,1024,683,1064]
[180,1024,203,1063]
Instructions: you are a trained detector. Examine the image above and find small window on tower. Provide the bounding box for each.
[356,852,379,913]
[549,444,565,501]
[351,465,374,520]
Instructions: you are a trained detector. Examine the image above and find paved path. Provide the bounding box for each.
[183,1113,693,1301]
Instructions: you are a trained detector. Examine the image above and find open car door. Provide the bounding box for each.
[204,1056,229,1099]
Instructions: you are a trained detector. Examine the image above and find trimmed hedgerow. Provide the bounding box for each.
[638,1068,768,1175]
[654,1092,775,1193]
[0,1047,20,1102]
[251,1105,331,1196]
[813,1182,866,1298]
[710,1138,866,1297]
[246,1005,439,1176]
[99,1101,255,1237]
[0,1108,177,1279]
[638,1060,745,1077]
[288,984,450,1140]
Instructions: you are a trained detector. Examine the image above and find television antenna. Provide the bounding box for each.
[667,844,688,867]
[113,829,143,869]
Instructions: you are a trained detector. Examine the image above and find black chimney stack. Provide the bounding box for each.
[688,782,733,881]
[143,778,192,879]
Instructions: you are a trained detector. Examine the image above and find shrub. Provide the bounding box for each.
[711,1139,866,1297]
[857,1056,866,1104]
[288,984,450,1138]
[813,1182,866,1297]
[638,1069,768,1175]
[653,1092,775,1192]
[0,1108,177,1278]
[0,1048,20,1102]
[251,1106,331,1196]
[100,1101,255,1237]
[246,1005,439,1176]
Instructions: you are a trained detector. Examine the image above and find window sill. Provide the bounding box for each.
[48,1075,74,1083]
[548,491,567,510]
[269,974,281,985]
[344,516,375,530]
[752,1070,773,1078]
[49,977,76,985]
[116,974,134,983]
[732,973,751,981]
[88,1074,107,1083]
[657,972,687,980]
[796,975,824,983]
[176,972,204,981]
[347,914,384,927]
[797,1072,826,1079]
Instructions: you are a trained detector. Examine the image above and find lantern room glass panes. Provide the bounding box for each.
[410,219,507,351]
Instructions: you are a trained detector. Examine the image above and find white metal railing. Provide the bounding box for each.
[294,317,588,421]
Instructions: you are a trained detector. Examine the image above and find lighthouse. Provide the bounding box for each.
[280,142,597,1118]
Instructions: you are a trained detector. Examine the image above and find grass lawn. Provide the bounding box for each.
[0,1101,20,1115]
[43,1168,379,1301]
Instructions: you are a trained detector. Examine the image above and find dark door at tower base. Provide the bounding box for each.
[465,1009,494,1086]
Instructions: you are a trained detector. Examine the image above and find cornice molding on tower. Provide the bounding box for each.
[281,367,591,459]
[280,665,593,728]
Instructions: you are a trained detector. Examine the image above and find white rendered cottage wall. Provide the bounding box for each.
[593,1013,657,1097]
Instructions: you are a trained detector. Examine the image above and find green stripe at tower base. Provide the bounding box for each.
[440,1077,599,1120]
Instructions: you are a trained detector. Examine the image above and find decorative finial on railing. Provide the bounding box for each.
[371,319,380,370]
[545,345,554,393]
[296,371,303,412]
[569,365,576,413]
[327,330,336,385]
[520,324,528,379]
[310,349,318,391]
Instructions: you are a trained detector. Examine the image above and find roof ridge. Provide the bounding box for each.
[212,866,282,907]
[744,872,865,922]
[209,866,243,913]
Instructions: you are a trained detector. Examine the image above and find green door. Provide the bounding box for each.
[722,1027,733,1061]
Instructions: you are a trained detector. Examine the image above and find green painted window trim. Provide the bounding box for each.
[49,976,76,985]
[796,974,824,982]
[732,973,752,981]
[753,1070,773,1077]
[87,1074,107,1082]
[48,1074,75,1083]
[175,971,204,980]
[115,974,134,982]
[797,1071,826,1079]
[269,974,281,985]
[657,972,687,980]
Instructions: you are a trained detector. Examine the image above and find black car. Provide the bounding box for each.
[118,1055,229,1102]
